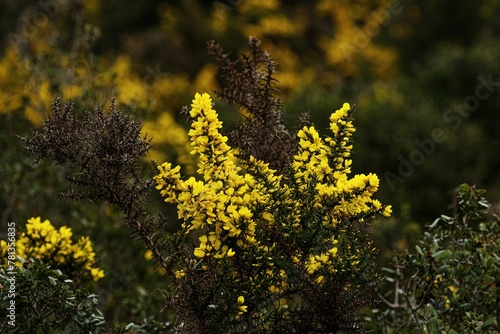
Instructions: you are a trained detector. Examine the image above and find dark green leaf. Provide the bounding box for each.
[433,249,452,262]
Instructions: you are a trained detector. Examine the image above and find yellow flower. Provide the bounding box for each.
[144,249,154,261]
[382,205,392,217]
[448,285,459,295]
[194,248,206,258]
[175,270,186,279]
[91,268,105,281]
[226,248,236,257]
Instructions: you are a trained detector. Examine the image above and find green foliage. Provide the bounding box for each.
[0,258,106,333]
[366,184,500,333]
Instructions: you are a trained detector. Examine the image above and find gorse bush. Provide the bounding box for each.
[21,39,391,333]
[366,184,500,333]
[154,91,391,332]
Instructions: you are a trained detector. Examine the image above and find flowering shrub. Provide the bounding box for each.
[22,39,392,332]
[0,217,104,282]
[154,92,391,332]
[366,184,500,333]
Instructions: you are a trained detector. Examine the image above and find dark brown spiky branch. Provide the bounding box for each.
[22,98,178,279]
[207,37,307,173]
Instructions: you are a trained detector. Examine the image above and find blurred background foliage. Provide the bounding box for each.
[1,0,499,329]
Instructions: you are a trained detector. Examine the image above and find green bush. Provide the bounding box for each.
[0,258,105,333]
[366,184,500,333]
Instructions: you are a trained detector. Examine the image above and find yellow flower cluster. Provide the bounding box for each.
[305,238,339,276]
[293,102,391,219]
[155,93,274,261]
[155,93,391,309]
[1,217,104,281]
[288,103,390,280]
